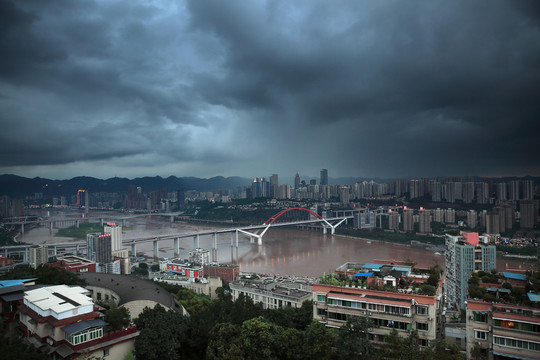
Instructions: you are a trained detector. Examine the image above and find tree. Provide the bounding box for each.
[336,316,373,360]
[303,320,336,360]
[150,264,160,272]
[134,304,187,360]
[427,339,465,360]
[238,317,276,360]
[105,306,130,331]
[206,323,244,360]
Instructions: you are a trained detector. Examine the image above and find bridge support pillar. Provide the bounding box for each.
[24,248,29,263]
[230,233,234,264]
[250,236,254,244]
[21,223,24,234]
[153,240,159,259]
[76,220,80,228]
[235,230,239,265]
[122,219,127,227]
[50,222,53,234]
[331,227,335,235]
[322,225,327,235]
[258,237,262,246]
[52,246,57,256]
[170,215,174,223]
[193,235,200,249]
[174,237,180,256]
[131,243,137,256]
[76,244,80,254]
[212,233,217,262]
[100,218,104,226]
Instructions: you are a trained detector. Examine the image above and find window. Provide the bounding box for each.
[474,330,487,340]
[417,306,428,315]
[103,348,110,357]
[317,295,326,302]
[417,323,428,331]
[418,339,429,347]
[473,313,487,323]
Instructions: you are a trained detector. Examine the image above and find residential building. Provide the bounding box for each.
[403,209,414,232]
[203,263,240,282]
[520,200,538,229]
[86,233,112,265]
[189,248,210,265]
[486,212,501,235]
[28,245,48,269]
[269,174,279,198]
[522,180,534,200]
[419,209,431,234]
[466,300,540,360]
[230,277,312,310]
[339,186,350,204]
[159,258,203,278]
[467,210,477,229]
[445,233,496,309]
[388,211,400,231]
[313,284,443,347]
[18,284,138,359]
[103,222,122,252]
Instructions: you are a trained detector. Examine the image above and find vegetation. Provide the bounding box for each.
[0,264,87,287]
[55,223,104,239]
[105,306,131,331]
[496,245,537,256]
[0,326,48,360]
[0,228,18,246]
[132,263,149,277]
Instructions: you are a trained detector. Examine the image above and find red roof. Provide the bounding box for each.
[466,300,491,311]
[313,284,436,305]
[463,232,479,246]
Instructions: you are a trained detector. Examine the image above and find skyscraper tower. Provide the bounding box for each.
[320,169,328,186]
[294,173,301,190]
[270,174,278,198]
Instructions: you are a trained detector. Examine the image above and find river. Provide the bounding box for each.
[20,209,535,277]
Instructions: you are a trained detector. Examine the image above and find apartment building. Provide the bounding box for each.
[466,300,540,360]
[313,284,444,347]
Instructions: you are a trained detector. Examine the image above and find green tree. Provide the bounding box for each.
[238,317,276,360]
[206,323,244,360]
[303,320,336,360]
[427,339,465,360]
[105,306,130,331]
[134,304,187,360]
[336,316,373,359]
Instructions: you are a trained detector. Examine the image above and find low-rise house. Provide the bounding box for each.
[230,277,312,309]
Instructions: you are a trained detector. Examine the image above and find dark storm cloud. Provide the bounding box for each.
[0,0,539,178]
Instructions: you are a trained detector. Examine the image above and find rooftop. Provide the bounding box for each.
[24,285,93,317]
[79,273,178,310]
[314,284,437,305]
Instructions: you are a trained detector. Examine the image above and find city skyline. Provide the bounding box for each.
[1,1,539,180]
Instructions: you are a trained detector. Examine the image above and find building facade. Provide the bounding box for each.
[445,233,497,309]
[229,278,312,310]
[313,284,443,347]
[466,300,540,360]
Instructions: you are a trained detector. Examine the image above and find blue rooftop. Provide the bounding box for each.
[392,266,411,272]
[362,263,383,269]
[503,272,527,281]
[0,279,37,288]
[354,272,373,277]
[527,293,540,302]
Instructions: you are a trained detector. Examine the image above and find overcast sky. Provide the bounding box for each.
[1,0,539,180]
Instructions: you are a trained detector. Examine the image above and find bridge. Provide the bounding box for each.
[1,208,352,263]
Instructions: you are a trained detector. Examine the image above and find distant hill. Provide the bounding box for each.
[0,174,251,198]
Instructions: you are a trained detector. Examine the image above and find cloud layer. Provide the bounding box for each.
[1,0,539,180]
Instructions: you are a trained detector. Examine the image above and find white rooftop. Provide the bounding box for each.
[24,285,93,316]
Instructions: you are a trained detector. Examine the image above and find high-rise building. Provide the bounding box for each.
[445,233,496,309]
[467,210,477,229]
[269,174,278,198]
[86,233,112,265]
[497,183,507,202]
[320,169,328,186]
[279,184,291,199]
[431,180,442,202]
[522,180,534,200]
[403,209,414,232]
[486,212,501,234]
[463,182,475,204]
[104,222,122,252]
[388,211,400,231]
[29,245,48,269]
[508,180,520,201]
[189,248,210,265]
[409,180,424,199]
[339,186,350,204]
[419,209,431,234]
[294,173,301,190]
[445,208,456,224]
[475,182,489,204]
[520,200,538,229]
